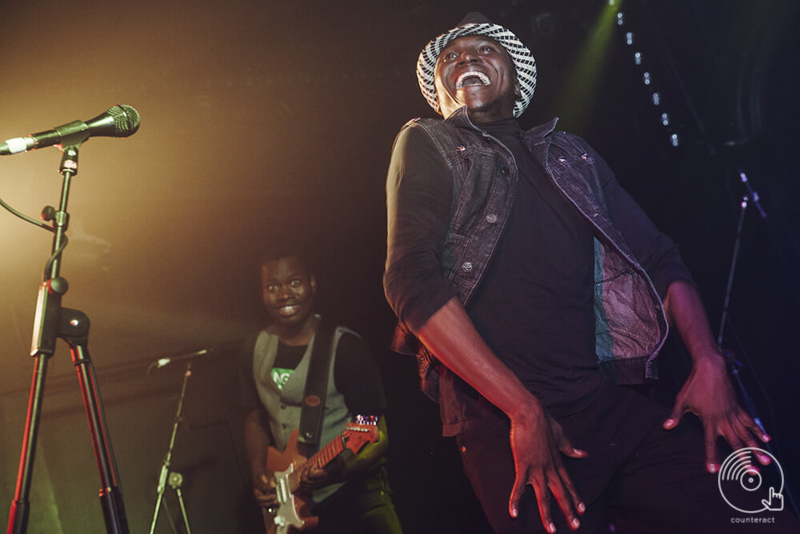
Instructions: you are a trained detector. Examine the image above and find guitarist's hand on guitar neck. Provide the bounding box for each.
[297,449,352,492]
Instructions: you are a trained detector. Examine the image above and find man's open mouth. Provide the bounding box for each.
[278,305,300,316]
[455,71,491,90]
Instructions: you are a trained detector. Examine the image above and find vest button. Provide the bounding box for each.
[462,262,473,272]
[486,213,498,224]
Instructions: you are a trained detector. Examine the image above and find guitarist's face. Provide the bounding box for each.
[261,255,317,337]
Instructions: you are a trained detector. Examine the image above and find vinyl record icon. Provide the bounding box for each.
[718,447,784,513]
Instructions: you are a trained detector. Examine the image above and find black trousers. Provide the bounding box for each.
[310,465,404,534]
[456,382,800,533]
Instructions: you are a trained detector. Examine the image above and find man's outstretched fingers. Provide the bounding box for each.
[557,434,588,460]
[704,426,720,473]
[663,403,686,431]
[548,469,583,531]
[509,472,557,533]
[508,473,526,519]
[532,479,557,534]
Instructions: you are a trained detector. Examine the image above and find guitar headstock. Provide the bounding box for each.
[342,415,380,453]
[355,414,379,426]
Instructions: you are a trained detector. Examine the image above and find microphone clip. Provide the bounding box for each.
[60,144,81,176]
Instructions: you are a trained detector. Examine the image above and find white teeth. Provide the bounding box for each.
[455,71,491,89]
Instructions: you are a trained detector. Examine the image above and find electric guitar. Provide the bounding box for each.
[263,415,380,534]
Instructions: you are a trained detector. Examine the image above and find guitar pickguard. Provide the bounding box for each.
[271,464,304,534]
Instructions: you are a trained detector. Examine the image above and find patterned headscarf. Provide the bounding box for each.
[416,12,537,118]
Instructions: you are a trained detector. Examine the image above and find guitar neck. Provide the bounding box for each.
[307,434,347,470]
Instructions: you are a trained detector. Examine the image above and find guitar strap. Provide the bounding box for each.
[298,318,336,447]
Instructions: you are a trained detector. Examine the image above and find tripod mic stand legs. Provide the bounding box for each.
[149,470,193,534]
[8,306,130,534]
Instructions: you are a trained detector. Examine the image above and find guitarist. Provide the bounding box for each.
[240,250,403,534]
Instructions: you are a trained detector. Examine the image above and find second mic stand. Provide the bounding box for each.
[716,170,798,517]
[148,363,194,534]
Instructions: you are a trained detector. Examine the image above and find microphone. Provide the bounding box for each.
[0,104,140,156]
[155,348,212,369]
[153,341,240,370]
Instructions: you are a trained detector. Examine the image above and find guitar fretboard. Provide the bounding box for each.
[309,434,347,469]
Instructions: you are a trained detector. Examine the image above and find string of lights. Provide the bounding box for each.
[611,0,681,147]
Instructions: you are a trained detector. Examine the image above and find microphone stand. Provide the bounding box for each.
[716,171,799,517]
[7,141,130,534]
[148,363,194,534]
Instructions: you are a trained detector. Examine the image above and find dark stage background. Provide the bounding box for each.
[0,1,798,532]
